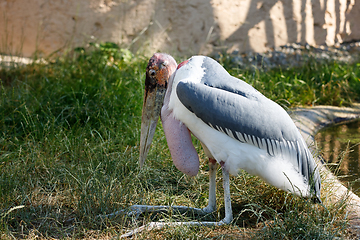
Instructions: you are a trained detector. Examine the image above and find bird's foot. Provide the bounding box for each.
[127,204,208,216]
[96,205,144,220]
[97,204,210,220]
[120,220,227,238]
[99,205,228,238]
[202,205,216,214]
[219,216,232,225]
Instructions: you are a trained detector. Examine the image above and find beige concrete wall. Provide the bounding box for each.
[0,0,359,58]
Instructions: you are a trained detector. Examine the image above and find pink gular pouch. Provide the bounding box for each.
[161,103,200,177]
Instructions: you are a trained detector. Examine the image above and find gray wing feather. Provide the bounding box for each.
[176,78,321,201]
[176,80,297,145]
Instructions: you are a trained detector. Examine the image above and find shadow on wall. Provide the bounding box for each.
[130,0,216,55]
[0,0,359,57]
[212,0,357,54]
[0,0,150,57]
[130,0,359,55]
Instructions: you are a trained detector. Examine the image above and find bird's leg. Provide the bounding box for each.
[202,158,217,213]
[119,165,234,238]
[220,167,233,224]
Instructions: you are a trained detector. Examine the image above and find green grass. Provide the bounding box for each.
[219,53,360,107]
[0,43,359,239]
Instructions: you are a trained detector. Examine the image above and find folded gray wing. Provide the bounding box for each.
[176,79,298,147]
[176,80,321,200]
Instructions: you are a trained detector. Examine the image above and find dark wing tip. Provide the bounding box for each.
[312,194,322,204]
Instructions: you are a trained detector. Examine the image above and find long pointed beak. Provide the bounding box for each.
[139,86,166,168]
[139,53,177,169]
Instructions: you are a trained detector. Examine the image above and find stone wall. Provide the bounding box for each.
[0,0,359,58]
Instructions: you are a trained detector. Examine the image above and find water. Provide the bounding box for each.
[315,119,360,195]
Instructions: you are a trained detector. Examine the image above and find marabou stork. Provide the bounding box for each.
[135,53,321,230]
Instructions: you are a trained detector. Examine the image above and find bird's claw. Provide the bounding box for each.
[202,205,216,214]
[127,206,143,218]
[96,206,144,220]
[219,216,232,225]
